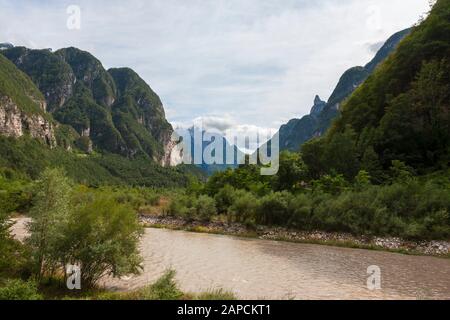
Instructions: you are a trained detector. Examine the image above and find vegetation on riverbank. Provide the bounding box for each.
[164,154,450,242]
[141,215,449,258]
[0,270,236,300]
[0,168,236,300]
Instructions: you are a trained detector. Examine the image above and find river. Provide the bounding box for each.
[106,228,450,300]
[11,219,450,300]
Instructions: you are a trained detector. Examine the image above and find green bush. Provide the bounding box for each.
[195,195,217,222]
[138,270,183,300]
[167,194,196,218]
[64,195,144,287]
[228,190,259,223]
[256,192,293,226]
[0,279,42,300]
[287,194,313,229]
[214,185,237,214]
[309,180,450,239]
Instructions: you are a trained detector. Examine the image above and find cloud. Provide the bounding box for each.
[0,0,430,142]
[172,113,276,153]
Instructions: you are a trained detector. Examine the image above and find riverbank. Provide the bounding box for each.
[140,215,450,258]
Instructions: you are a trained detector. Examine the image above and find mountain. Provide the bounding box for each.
[274,95,325,152]
[261,28,411,154]
[302,0,450,178]
[0,43,14,50]
[108,68,174,162]
[315,28,412,135]
[0,54,56,146]
[174,127,245,175]
[1,46,178,164]
[0,45,206,186]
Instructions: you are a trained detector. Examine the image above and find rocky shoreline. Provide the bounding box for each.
[140,215,450,257]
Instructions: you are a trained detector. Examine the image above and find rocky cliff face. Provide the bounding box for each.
[0,96,56,146]
[0,53,56,147]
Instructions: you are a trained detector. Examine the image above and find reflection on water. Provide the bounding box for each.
[106,228,450,300]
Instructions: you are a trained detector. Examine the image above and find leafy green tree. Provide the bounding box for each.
[64,195,143,288]
[26,168,72,281]
[361,146,385,184]
[271,151,308,192]
[323,127,360,181]
[301,138,327,180]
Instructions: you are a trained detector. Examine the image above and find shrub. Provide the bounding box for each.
[167,194,196,218]
[138,270,183,300]
[256,192,293,226]
[195,195,217,222]
[313,174,349,195]
[214,185,237,214]
[287,194,313,229]
[64,196,144,287]
[0,279,42,300]
[228,190,259,223]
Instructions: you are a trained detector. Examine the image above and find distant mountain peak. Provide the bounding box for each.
[311,95,326,116]
[0,43,14,50]
[314,95,324,104]
[256,27,411,154]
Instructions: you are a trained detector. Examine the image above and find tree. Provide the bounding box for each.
[26,168,72,281]
[302,138,327,180]
[361,146,385,184]
[64,195,143,287]
[271,151,308,192]
[323,127,360,181]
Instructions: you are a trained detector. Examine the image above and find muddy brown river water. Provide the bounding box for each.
[11,219,450,300]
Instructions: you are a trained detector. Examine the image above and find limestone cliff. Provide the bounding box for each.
[0,96,56,147]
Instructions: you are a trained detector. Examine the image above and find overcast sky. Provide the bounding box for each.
[0,0,430,147]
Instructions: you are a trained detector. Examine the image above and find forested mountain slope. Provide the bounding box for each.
[302,0,450,180]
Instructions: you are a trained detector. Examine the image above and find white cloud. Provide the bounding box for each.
[0,0,430,142]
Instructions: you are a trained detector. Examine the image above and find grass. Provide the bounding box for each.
[27,270,236,301]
